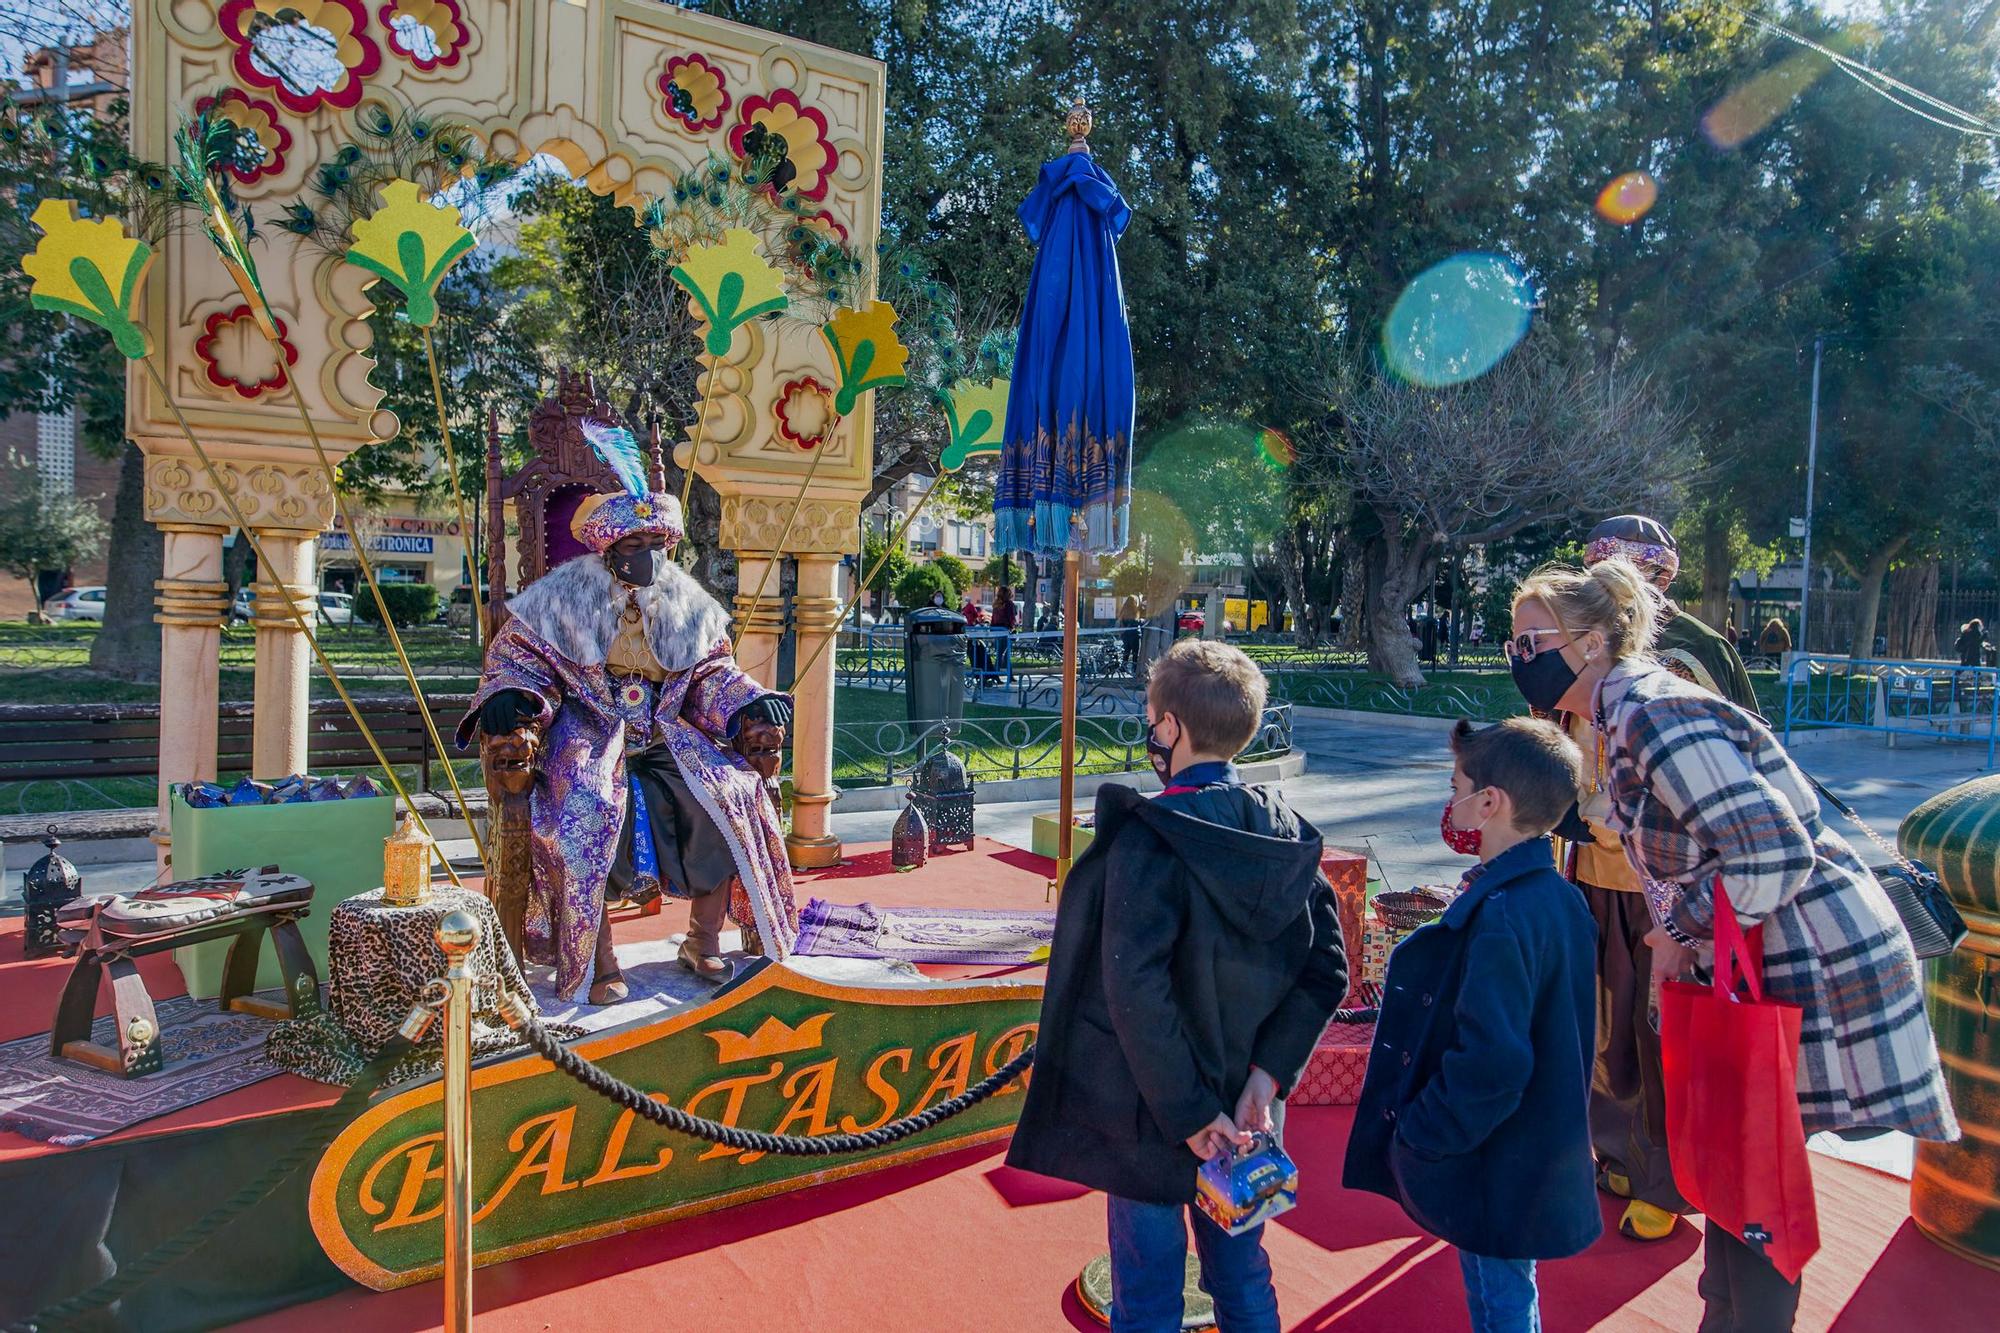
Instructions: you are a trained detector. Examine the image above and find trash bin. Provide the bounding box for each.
[904,606,967,725]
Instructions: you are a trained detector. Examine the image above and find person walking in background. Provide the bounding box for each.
[1508,558,1956,1331]
[1955,618,1986,668]
[1561,516,1759,1242]
[1007,640,1347,1332]
[1344,717,1600,1333]
[1758,615,1793,659]
[991,584,1018,679]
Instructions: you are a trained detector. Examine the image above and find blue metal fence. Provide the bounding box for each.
[1782,655,2000,766]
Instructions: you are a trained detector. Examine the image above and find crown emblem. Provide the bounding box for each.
[706,1011,833,1063]
[633,500,653,517]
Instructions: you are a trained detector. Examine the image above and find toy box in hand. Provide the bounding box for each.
[1195,1133,1299,1236]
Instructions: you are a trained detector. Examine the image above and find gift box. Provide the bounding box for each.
[1195,1133,1299,1236]
[1291,1020,1375,1107]
[1323,848,1369,960]
[169,787,396,997]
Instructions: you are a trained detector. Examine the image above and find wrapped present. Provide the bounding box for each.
[1291,1019,1375,1106]
[1322,848,1369,959]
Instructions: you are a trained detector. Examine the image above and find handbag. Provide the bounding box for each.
[1802,773,1967,959]
[1660,878,1821,1283]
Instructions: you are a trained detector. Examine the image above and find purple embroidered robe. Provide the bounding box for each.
[459,555,797,998]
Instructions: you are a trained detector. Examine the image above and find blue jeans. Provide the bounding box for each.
[1106,1195,1279,1333]
[1459,1250,1540,1333]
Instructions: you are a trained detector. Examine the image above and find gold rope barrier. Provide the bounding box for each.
[137,357,466,888]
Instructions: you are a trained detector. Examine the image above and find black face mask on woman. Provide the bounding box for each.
[607,546,665,587]
[1509,648,1579,714]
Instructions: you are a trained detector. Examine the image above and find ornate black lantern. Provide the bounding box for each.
[21,829,82,958]
[891,795,929,871]
[910,735,975,851]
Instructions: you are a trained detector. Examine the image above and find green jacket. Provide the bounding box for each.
[1656,605,1759,713]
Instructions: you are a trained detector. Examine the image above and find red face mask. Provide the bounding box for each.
[1440,792,1487,856]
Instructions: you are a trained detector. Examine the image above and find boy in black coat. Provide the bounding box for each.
[1007,640,1347,1332]
[1343,718,1599,1333]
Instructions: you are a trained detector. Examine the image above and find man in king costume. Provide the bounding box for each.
[460,422,799,1005]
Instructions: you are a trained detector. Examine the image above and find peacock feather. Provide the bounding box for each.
[579,419,650,500]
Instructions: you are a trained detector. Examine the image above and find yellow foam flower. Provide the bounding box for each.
[821,300,909,415]
[22,200,155,360]
[670,227,788,357]
[345,179,477,328]
[941,377,1010,470]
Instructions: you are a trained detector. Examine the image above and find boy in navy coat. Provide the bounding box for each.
[1343,718,1599,1333]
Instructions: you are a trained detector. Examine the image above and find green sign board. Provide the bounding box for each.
[310,964,1042,1289]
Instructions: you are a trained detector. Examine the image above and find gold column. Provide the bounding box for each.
[436,909,480,1333]
[732,552,785,689]
[153,524,230,870]
[787,553,843,868]
[249,529,318,778]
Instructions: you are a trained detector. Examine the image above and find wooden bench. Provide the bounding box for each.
[0,695,477,843]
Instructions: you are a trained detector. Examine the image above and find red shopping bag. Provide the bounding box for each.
[1659,878,1821,1282]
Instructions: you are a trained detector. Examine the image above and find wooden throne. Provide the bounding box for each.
[481,370,667,959]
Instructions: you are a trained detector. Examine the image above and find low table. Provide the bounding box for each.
[53,883,320,1077]
[1030,811,1096,861]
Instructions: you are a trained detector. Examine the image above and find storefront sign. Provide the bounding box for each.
[321,533,436,555]
[309,962,1040,1289]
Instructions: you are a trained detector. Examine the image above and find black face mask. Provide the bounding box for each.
[1510,648,1579,713]
[608,546,665,587]
[1146,717,1179,783]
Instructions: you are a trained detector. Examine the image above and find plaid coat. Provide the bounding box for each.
[1595,657,1958,1140]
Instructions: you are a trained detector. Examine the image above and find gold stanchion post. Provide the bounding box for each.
[436,908,480,1332]
[1055,534,1082,899]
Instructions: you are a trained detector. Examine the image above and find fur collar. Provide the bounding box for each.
[502,554,730,672]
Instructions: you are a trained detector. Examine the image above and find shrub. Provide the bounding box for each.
[357,582,440,628]
[930,553,972,596]
[895,563,956,612]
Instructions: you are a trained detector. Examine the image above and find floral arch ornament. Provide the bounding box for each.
[660,53,730,134]
[197,89,292,185]
[197,304,299,400]
[729,89,837,202]
[217,0,383,115]
[379,0,470,72]
[774,377,836,450]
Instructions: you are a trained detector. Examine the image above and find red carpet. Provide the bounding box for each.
[239,1103,2000,1332]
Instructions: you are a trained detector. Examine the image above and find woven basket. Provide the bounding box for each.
[1374,886,1455,932]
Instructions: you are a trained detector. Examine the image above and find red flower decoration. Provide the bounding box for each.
[196,90,292,185]
[379,0,469,72]
[196,305,298,400]
[217,0,382,115]
[774,377,836,450]
[659,53,730,133]
[729,89,838,202]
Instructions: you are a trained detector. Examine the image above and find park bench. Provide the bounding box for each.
[0,695,483,846]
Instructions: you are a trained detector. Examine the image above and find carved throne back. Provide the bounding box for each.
[482,369,666,956]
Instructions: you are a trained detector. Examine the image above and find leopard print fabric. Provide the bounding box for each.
[266,886,578,1086]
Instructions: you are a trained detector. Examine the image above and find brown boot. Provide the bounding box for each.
[678,938,729,980]
[588,975,630,1005]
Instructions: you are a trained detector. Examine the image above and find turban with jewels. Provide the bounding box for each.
[1584,514,1680,591]
[569,419,685,553]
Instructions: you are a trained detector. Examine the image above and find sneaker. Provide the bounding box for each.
[1618,1200,1679,1241]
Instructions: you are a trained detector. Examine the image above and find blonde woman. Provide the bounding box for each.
[1506,559,1956,1333]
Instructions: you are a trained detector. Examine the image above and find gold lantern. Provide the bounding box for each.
[382,817,434,907]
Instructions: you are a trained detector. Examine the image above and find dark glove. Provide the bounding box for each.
[728,695,794,736]
[1553,801,1593,843]
[479,689,540,737]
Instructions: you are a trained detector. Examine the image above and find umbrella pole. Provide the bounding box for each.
[1056,545,1081,897]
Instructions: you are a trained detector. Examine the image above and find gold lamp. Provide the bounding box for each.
[382,816,434,907]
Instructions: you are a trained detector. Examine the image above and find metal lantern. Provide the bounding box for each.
[891,795,929,871]
[21,828,82,958]
[910,734,975,851]
[382,817,434,907]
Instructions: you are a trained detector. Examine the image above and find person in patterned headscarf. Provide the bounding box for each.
[1560,515,1758,1241]
[461,426,797,1005]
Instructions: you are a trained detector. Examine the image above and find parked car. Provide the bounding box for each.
[1177,609,1205,632]
[230,589,356,626]
[46,586,106,621]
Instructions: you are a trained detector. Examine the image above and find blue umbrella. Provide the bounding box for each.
[993,102,1135,893]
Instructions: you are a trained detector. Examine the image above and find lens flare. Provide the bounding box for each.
[1702,51,1824,149]
[1258,427,1296,469]
[1382,253,1535,388]
[1595,172,1658,226]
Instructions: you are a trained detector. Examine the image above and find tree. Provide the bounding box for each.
[1301,339,1693,684]
[0,468,109,617]
[977,554,1024,589]
[895,562,955,611]
[929,553,973,597]
[861,528,911,604]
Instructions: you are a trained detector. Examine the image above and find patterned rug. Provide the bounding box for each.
[0,992,286,1145]
[793,898,1056,965]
